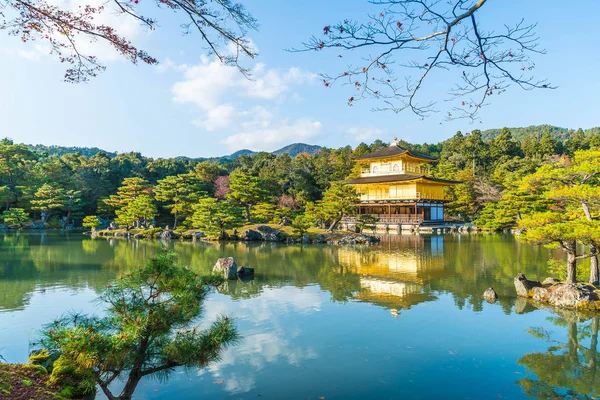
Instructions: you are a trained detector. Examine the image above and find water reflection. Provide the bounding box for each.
[1,231,599,399]
[518,308,600,399]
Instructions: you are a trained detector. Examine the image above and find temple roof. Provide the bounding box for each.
[354,145,437,162]
[346,174,460,185]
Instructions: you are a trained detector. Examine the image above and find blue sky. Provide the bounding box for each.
[1,0,599,158]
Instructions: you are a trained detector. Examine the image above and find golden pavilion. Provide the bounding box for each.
[345,138,459,226]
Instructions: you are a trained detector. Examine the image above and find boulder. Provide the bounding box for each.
[313,234,327,244]
[338,234,380,245]
[192,231,205,241]
[242,229,262,241]
[279,216,292,226]
[133,233,146,239]
[157,230,173,240]
[514,273,542,297]
[482,287,498,303]
[237,265,254,277]
[542,277,561,286]
[256,225,285,242]
[302,235,311,244]
[532,286,550,302]
[213,257,238,280]
[547,284,598,308]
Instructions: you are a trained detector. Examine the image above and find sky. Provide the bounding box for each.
[1,0,599,158]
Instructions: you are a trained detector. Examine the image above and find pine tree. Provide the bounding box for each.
[30,183,66,223]
[190,198,244,239]
[2,208,30,228]
[155,173,206,228]
[227,170,269,223]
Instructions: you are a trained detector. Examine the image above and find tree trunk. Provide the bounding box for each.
[328,218,341,232]
[591,246,599,285]
[581,201,599,284]
[245,204,251,223]
[567,250,577,285]
[173,210,178,229]
[65,209,72,227]
[118,371,141,400]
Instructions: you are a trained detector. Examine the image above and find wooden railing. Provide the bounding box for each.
[342,215,424,224]
[358,192,446,201]
[360,166,423,176]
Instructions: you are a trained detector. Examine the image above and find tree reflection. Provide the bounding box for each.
[518,309,600,399]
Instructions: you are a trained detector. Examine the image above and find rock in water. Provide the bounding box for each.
[542,277,560,286]
[237,265,254,277]
[157,230,172,240]
[213,257,238,280]
[514,273,542,297]
[242,230,262,241]
[548,284,597,308]
[483,287,498,303]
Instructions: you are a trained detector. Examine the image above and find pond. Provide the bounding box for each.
[0,232,598,399]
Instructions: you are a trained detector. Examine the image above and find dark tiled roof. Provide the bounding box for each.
[354,145,437,161]
[346,174,460,185]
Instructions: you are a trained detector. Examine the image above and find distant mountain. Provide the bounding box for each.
[28,144,116,157]
[480,125,600,142]
[272,143,322,157]
[196,143,322,163]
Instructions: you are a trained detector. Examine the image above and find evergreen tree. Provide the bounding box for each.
[82,215,101,231]
[227,170,269,222]
[115,194,158,229]
[31,183,66,223]
[317,182,359,231]
[39,252,239,400]
[190,198,244,239]
[63,189,83,226]
[155,173,206,228]
[104,177,151,211]
[2,208,30,228]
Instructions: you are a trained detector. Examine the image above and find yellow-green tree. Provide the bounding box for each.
[30,183,66,223]
[524,150,600,283]
[2,208,30,228]
[190,198,244,238]
[154,173,206,228]
[318,182,359,231]
[227,170,269,223]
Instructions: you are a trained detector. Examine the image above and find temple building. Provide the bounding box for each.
[345,139,459,227]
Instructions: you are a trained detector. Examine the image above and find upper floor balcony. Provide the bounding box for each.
[360,164,425,176]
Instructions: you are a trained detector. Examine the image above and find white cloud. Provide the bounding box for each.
[346,126,385,142]
[222,118,322,151]
[5,44,50,61]
[170,57,321,151]
[172,58,315,110]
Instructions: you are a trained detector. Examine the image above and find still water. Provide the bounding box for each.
[0,232,598,399]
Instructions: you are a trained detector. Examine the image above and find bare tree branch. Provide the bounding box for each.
[0,0,258,82]
[293,0,554,120]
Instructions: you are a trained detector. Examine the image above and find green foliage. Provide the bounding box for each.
[48,355,96,397]
[155,173,206,228]
[356,214,379,232]
[2,208,30,228]
[291,215,311,237]
[30,183,66,223]
[82,215,101,230]
[317,182,359,231]
[227,169,270,222]
[115,194,158,229]
[39,252,239,400]
[190,198,244,238]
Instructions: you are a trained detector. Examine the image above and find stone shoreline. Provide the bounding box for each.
[90,225,381,246]
[515,273,600,311]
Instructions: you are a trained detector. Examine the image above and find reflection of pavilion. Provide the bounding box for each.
[338,235,447,312]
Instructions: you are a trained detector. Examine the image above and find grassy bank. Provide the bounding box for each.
[0,363,64,400]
